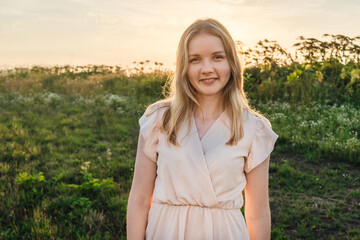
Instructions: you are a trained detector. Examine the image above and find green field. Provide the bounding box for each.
[1,38,360,240]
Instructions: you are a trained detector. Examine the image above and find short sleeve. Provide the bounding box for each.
[244,117,279,173]
[138,107,162,163]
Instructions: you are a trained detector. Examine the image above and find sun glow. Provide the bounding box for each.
[0,0,359,69]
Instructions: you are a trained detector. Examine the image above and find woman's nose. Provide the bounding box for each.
[201,60,214,74]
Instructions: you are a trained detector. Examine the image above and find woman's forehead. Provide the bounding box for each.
[188,33,225,54]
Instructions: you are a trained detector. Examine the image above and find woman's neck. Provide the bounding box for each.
[195,95,224,120]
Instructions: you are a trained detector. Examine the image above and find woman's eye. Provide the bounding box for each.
[189,58,199,63]
[214,55,224,60]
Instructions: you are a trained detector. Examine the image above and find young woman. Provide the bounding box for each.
[127,18,278,240]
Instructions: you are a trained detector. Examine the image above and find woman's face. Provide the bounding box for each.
[187,32,231,100]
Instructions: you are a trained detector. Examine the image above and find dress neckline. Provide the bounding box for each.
[192,110,226,142]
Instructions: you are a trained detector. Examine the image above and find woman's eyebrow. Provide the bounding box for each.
[212,51,226,55]
[189,51,225,57]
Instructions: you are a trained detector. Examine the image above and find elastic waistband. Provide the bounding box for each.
[152,201,240,210]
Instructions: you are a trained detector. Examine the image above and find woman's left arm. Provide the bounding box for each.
[244,155,271,240]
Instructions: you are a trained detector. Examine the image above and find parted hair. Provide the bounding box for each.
[146,18,270,146]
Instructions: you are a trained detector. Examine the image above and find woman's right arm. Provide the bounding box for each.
[127,133,157,240]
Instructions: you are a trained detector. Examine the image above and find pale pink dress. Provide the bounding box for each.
[139,105,279,240]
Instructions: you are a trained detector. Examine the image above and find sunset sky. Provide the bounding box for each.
[1,0,359,69]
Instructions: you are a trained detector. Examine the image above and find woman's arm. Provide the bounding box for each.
[244,156,271,240]
[127,133,157,240]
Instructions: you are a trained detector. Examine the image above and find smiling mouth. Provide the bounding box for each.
[200,78,218,82]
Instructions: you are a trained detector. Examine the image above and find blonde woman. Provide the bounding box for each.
[127,18,278,240]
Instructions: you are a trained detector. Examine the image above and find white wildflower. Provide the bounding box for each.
[103,94,127,105]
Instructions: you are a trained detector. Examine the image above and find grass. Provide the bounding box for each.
[0,65,359,239]
[254,100,360,164]
[0,92,142,239]
[269,153,359,239]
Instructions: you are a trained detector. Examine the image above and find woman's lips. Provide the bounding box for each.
[200,78,218,84]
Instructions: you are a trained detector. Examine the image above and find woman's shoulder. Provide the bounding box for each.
[140,100,170,128]
[241,108,258,122]
[241,108,272,128]
[139,101,169,138]
[143,100,170,117]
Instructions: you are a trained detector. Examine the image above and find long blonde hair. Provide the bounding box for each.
[147,18,270,145]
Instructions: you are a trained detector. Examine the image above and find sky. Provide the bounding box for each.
[0,0,359,70]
